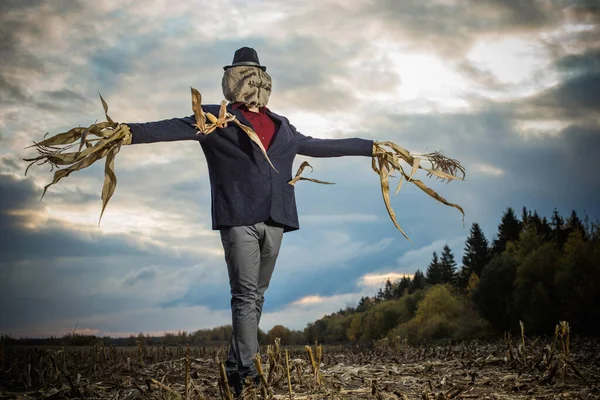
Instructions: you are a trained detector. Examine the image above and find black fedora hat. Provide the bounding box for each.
[223,47,267,71]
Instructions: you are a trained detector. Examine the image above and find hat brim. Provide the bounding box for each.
[223,62,267,72]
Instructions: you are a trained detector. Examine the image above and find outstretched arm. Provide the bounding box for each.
[127,115,207,144]
[287,120,373,158]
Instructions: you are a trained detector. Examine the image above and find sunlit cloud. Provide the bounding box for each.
[471,163,505,177]
[292,295,326,305]
[359,272,414,288]
[466,35,561,100]
[514,119,569,139]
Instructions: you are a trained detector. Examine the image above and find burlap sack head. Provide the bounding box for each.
[222,66,272,108]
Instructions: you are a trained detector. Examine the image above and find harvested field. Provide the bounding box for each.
[1,334,599,399]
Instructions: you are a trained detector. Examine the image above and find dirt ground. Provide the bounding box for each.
[1,337,599,399]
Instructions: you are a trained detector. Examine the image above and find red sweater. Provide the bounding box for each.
[231,102,277,150]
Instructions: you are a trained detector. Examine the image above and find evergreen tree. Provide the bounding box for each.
[393,276,412,298]
[383,279,394,300]
[527,210,551,240]
[410,270,426,292]
[375,287,385,302]
[550,208,572,248]
[554,228,600,334]
[566,210,586,239]
[426,252,443,285]
[466,272,480,295]
[521,206,530,226]
[472,252,519,332]
[458,223,491,288]
[540,215,553,241]
[439,245,457,284]
[356,296,373,313]
[492,207,522,254]
[513,225,559,334]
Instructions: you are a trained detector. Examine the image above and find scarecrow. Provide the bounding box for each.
[25,47,465,396]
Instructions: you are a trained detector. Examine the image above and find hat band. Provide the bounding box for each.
[231,61,262,67]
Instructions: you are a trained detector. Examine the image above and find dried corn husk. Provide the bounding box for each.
[23,94,131,224]
[190,87,278,172]
[288,161,334,186]
[372,141,466,241]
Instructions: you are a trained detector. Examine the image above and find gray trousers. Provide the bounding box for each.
[220,221,284,378]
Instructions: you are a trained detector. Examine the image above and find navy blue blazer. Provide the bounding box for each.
[128,104,373,232]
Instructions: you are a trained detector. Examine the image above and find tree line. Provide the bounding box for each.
[3,207,598,346]
[302,207,599,344]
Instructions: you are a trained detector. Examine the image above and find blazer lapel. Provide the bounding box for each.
[229,105,252,128]
[265,111,287,155]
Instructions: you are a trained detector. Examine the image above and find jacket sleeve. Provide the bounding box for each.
[288,120,374,157]
[127,115,208,145]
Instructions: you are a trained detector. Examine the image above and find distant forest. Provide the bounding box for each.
[3,207,598,347]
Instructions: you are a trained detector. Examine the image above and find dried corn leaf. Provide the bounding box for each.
[218,100,227,121]
[25,97,132,224]
[372,142,466,241]
[377,156,410,241]
[99,142,122,224]
[189,87,278,172]
[233,120,277,172]
[409,157,420,181]
[78,126,90,153]
[191,87,236,134]
[371,155,380,175]
[424,168,461,182]
[40,144,112,200]
[27,127,86,148]
[409,177,465,220]
[395,174,404,195]
[191,87,206,132]
[99,93,114,124]
[378,140,411,159]
[288,161,334,186]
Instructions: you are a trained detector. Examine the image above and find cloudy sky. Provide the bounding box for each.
[1,0,598,338]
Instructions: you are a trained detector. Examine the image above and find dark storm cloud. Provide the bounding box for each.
[123,266,158,286]
[512,49,600,121]
[0,175,126,261]
[564,3,600,23]
[372,106,600,226]
[0,0,163,114]
[0,26,43,104]
[160,285,229,310]
[88,35,165,91]
[0,0,81,13]
[0,283,141,332]
[468,0,554,28]
[533,73,600,116]
[0,0,90,112]
[365,0,563,59]
[0,166,213,332]
[455,61,507,92]
[265,251,393,312]
[261,37,366,112]
[44,89,90,103]
[556,49,600,77]
[0,169,198,263]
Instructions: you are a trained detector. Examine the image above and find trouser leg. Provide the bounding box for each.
[221,222,284,378]
[221,225,261,377]
[256,223,284,328]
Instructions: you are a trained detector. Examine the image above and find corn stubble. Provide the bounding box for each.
[2,329,598,399]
